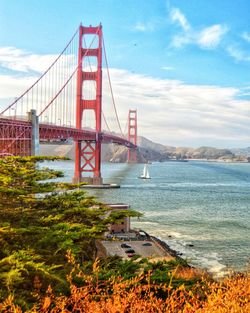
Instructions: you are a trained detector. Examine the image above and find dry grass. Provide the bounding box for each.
[0,265,249,313]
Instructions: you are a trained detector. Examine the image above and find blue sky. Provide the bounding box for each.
[0,0,250,147]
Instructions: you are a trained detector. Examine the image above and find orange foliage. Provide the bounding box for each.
[196,274,250,313]
[0,267,249,312]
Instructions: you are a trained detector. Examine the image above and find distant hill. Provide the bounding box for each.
[189,146,234,160]
[40,143,74,159]
[39,137,249,163]
[230,147,250,157]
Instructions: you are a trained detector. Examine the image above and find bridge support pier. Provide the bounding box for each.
[73,176,103,185]
[82,177,103,185]
[28,109,39,156]
[73,139,103,185]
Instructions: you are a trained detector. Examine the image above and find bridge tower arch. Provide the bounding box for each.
[74,24,103,184]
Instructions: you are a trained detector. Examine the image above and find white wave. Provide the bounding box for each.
[134,221,160,226]
[162,238,228,277]
[168,231,189,239]
[144,211,169,217]
[122,184,157,188]
[158,182,250,188]
[194,254,227,277]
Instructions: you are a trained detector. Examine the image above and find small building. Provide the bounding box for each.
[107,203,130,233]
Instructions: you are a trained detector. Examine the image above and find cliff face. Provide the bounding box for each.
[39,137,249,163]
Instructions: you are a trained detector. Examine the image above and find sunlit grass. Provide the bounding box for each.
[0,257,249,312]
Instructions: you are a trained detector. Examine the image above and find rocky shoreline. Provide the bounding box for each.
[150,235,188,262]
[141,230,192,267]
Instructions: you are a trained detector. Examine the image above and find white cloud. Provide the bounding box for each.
[170,8,190,31]
[1,48,250,148]
[169,7,228,50]
[198,24,228,49]
[0,47,58,73]
[133,22,147,32]
[161,66,174,71]
[0,74,36,98]
[102,69,250,147]
[170,33,191,48]
[240,86,250,96]
[242,31,250,43]
[170,25,228,49]
[132,22,155,32]
[227,46,250,62]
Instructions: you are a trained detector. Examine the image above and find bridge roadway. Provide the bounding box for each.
[0,117,136,148]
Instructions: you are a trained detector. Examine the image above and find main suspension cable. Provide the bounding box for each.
[0,26,79,115]
[39,26,101,118]
[102,35,125,137]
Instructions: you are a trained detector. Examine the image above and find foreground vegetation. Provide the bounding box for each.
[1,256,249,312]
[0,156,139,309]
[0,156,249,312]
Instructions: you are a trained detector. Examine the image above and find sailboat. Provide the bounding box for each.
[138,164,151,179]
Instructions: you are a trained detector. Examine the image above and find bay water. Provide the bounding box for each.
[43,159,250,277]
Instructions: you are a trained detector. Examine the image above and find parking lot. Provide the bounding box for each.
[101,240,174,259]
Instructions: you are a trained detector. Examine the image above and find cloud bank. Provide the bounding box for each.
[0,47,57,73]
[104,69,250,147]
[0,47,250,148]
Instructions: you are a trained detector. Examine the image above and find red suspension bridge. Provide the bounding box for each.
[0,24,138,184]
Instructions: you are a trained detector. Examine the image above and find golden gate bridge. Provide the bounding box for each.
[0,24,138,184]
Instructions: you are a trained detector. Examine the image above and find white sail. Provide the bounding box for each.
[139,164,151,179]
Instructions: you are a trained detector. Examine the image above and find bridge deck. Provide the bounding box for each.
[0,117,136,150]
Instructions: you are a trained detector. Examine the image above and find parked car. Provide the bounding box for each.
[127,253,135,258]
[142,242,152,246]
[121,243,131,249]
[125,249,136,254]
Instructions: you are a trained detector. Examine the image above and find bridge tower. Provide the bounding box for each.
[74,24,103,184]
[127,109,137,162]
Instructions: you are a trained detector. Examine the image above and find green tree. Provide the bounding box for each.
[0,156,139,308]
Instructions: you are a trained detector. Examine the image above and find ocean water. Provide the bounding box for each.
[42,159,250,277]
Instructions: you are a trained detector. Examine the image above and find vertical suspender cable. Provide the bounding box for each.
[102,36,124,137]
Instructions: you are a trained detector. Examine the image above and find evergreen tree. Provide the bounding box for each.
[0,156,139,308]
